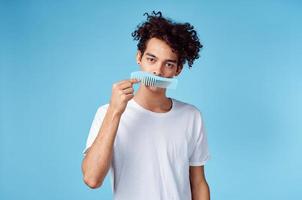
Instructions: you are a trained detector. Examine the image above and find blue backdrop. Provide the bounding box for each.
[1,0,301,199]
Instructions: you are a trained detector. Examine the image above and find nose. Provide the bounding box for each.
[153,63,164,76]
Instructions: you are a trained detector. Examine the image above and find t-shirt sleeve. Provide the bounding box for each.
[82,105,107,157]
[189,110,211,166]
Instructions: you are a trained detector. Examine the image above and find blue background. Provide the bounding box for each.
[1,0,301,199]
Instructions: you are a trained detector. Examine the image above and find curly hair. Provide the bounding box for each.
[131,11,203,69]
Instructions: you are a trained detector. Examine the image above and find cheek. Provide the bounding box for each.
[166,68,178,77]
[139,64,148,72]
[140,61,154,72]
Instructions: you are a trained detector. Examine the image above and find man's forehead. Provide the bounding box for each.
[146,38,177,52]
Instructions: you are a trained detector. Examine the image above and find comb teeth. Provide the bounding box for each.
[130,71,178,89]
[147,76,154,86]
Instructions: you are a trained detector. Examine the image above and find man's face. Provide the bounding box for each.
[136,37,183,92]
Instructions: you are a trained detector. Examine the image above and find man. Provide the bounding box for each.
[82,11,211,200]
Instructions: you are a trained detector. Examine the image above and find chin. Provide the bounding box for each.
[147,86,165,93]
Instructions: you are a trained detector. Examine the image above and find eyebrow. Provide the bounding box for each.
[145,52,178,64]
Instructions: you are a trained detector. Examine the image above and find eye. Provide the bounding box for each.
[147,58,155,62]
[166,63,175,68]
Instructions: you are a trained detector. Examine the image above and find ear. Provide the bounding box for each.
[136,50,142,64]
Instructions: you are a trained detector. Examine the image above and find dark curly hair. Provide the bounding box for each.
[131,11,203,69]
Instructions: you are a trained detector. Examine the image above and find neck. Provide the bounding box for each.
[133,85,172,112]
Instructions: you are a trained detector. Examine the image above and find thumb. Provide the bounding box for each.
[130,78,141,84]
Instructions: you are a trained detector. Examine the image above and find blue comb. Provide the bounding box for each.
[130,71,178,89]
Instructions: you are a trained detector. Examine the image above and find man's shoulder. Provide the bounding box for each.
[172,98,201,115]
[99,103,110,110]
[95,103,110,114]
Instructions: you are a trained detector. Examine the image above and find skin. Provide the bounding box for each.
[133,37,182,112]
[81,37,210,200]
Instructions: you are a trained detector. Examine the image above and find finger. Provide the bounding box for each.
[119,80,133,89]
[122,87,134,95]
[119,79,140,89]
[130,78,141,84]
[124,93,134,101]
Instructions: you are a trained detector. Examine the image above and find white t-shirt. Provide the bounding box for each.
[82,97,211,200]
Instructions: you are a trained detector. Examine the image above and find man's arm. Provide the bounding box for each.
[81,79,139,189]
[81,106,122,188]
[189,165,210,200]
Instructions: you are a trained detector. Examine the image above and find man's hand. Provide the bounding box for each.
[109,78,140,115]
